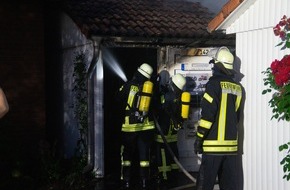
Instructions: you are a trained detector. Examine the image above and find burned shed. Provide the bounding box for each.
[44,0,235,179]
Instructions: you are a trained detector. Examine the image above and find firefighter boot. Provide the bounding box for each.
[121,166,131,189]
[140,178,149,189]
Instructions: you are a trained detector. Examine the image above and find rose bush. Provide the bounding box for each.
[262,15,290,181]
[262,15,290,121]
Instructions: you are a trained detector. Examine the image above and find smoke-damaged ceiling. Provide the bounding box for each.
[63,0,235,47]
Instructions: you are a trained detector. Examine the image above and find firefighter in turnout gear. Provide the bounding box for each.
[154,71,190,187]
[194,47,243,190]
[118,63,155,189]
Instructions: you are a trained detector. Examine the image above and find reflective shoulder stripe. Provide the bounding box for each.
[199,119,212,129]
[203,92,213,103]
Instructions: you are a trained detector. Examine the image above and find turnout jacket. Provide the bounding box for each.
[118,74,155,132]
[197,72,242,154]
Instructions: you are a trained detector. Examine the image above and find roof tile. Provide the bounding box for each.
[63,0,235,46]
[64,0,215,39]
[207,0,244,33]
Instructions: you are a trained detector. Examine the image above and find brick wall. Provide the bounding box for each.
[0,1,46,184]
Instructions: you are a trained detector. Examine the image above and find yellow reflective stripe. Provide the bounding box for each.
[203,92,213,103]
[122,160,131,166]
[158,165,171,172]
[220,82,242,112]
[197,132,204,138]
[122,120,155,132]
[127,85,139,109]
[122,124,154,132]
[161,95,165,104]
[125,116,130,124]
[218,93,227,141]
[203,140,237,146]
[203,146,237,152]
[160,148,170,179]
[155,134,178,143]
[140,161,150,167]
[171,163,179,170]
[199,119,212,129]
[235,95,242,111]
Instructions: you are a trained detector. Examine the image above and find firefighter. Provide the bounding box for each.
[194,47,243,190]
[0,87,9,118]
[154,71,190,187]
[118,63,155,189]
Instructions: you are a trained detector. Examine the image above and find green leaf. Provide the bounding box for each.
[286,41,290,48]
[276,41,284,46]
[262,90,268,95]
[280,144,286,151]
[281,44,287,50]
[281,157,286,164]
[284,165,288,172]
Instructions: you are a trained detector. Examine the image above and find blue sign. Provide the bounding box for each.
[181,63,185,71]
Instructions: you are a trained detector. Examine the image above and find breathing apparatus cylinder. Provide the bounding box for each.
[181,92,191,119]
[138,80,154,114]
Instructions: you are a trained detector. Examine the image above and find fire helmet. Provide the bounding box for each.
[215,48,234,70]
[209,47,234,70]
[137,63,153,79]
[208,47,236,75]
[172,74,186,90]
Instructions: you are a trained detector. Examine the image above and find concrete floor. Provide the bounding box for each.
[88,171,220,190]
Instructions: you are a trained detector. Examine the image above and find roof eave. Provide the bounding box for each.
[207,0,257,33]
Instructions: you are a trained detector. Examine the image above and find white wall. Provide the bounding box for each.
[225,0,290,189]
[61,13,94,158]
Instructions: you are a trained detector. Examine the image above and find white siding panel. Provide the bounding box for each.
[236,27,290,190]
[227,0,290,34]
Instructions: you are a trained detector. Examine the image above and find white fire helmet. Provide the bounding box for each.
[172,74,186,90]
[137,63,153,79]
[209,47,234,70]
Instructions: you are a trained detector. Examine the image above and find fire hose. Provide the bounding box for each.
[152,114,199,189]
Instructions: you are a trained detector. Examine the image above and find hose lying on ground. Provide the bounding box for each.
[153,114,197,185]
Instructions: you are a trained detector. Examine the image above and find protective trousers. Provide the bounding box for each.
[196,154,238,190]
[121,129,154,183]
[155,123,179,181]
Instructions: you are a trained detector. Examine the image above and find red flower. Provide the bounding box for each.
[273,24,281,36]
[280,31,286,39]
[271,59,281,73]
[271,55,290,86]
[279,20,287,26]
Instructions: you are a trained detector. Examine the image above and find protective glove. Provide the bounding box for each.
[194,138,203,154]
[173,124,181,131]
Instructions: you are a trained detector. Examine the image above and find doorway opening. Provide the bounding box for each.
[103,47,157,180]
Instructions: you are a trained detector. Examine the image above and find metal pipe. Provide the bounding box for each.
[83,37,102,174]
